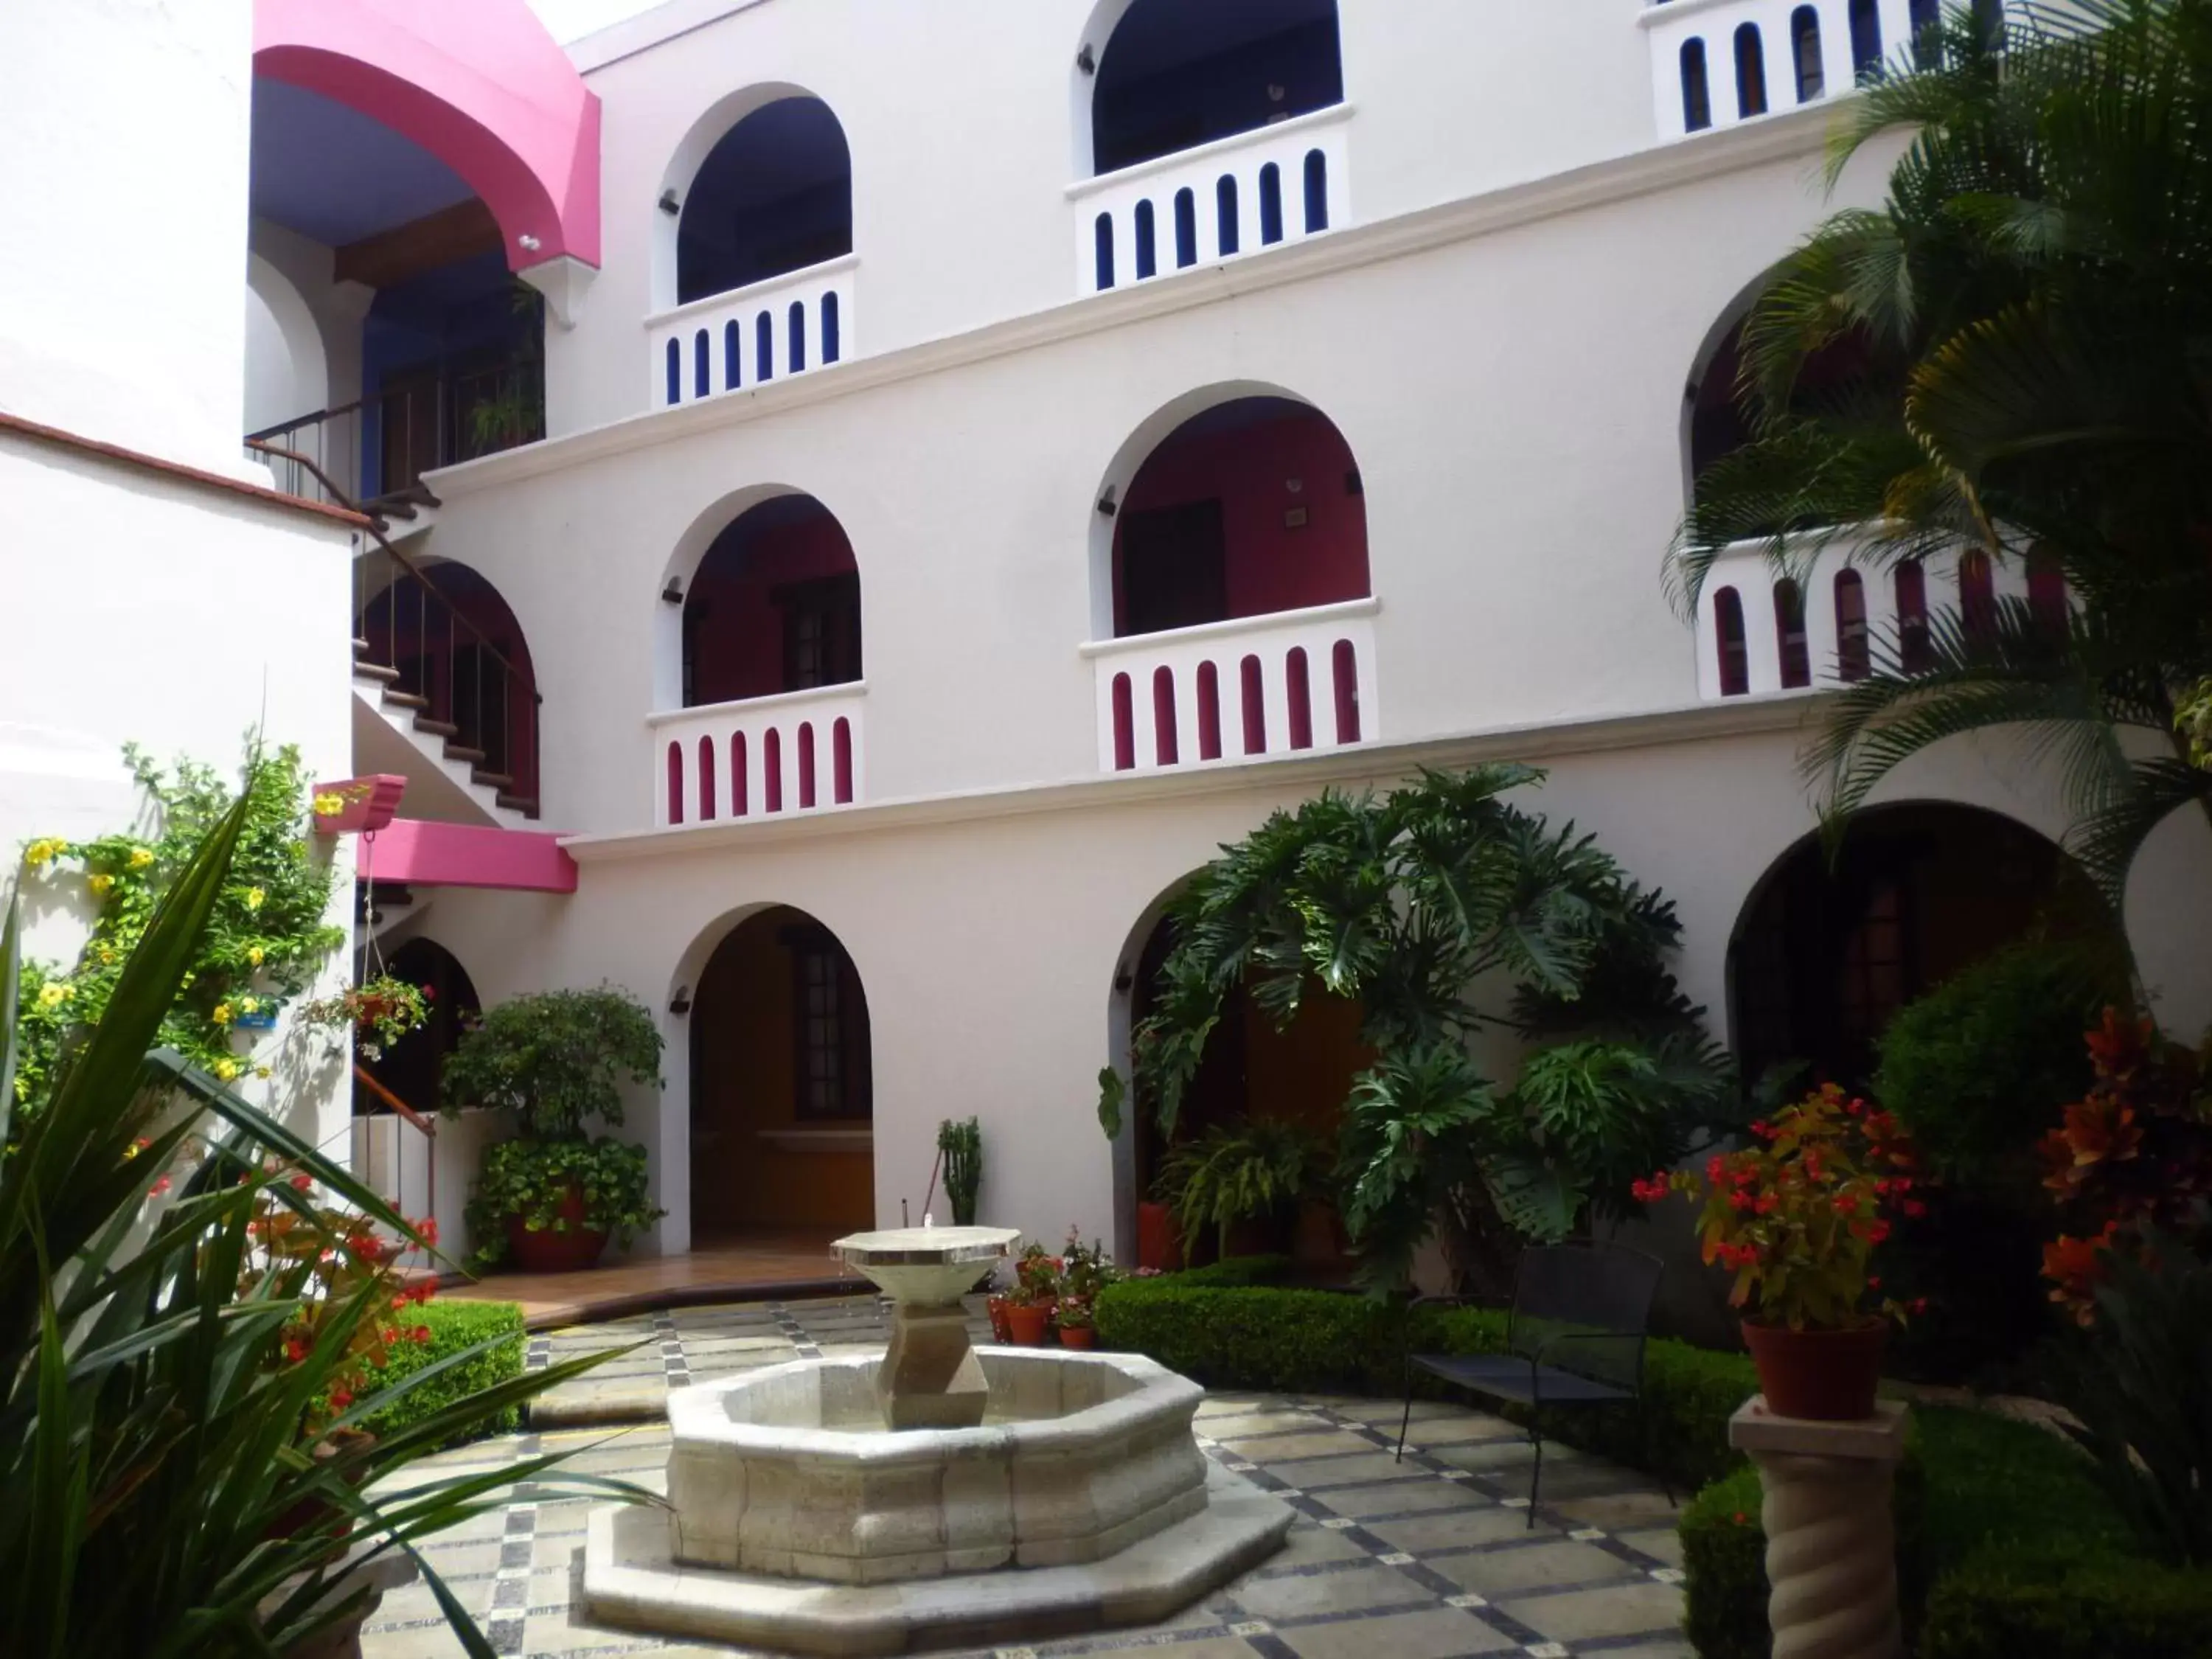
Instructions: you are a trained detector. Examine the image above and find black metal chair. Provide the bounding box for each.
[1397,1242,1667,1526]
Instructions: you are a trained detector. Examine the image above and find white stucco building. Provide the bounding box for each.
[6,0,2205,1271]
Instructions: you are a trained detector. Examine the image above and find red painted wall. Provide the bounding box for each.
[686,507,858,706]
[1115,406,1369,635]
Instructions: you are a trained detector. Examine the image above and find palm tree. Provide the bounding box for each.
[1669,0,2212,899]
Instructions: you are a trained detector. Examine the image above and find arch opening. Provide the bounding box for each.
[1102,393,1369,639]
[690,905,874,1238]
[1688,308,1885,515]
[1087,0,1343,176]
[679,494,861,709]
[677,96,852,306]
[1728,803,2104,1092]
[353,936,481,1119]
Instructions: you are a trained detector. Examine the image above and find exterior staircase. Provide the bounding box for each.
[352,646,538,824]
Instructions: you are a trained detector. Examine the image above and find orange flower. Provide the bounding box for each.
[2059,1097,2141,1169]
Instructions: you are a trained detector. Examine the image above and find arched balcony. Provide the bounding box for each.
[650,91,854,409]
[1082,390,1378,773]
[1070,0,1349,296]
[651,492,865,827]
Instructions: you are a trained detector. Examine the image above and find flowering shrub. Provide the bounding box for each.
[301,973,433,1061]
[14,742,341,1110]
[1011,1242,1062,1307]
[1051,1229,1124,1330]
[2038,1010,2212,1324]
[248,1175,439,1436]
[1649,1082,1924,1330]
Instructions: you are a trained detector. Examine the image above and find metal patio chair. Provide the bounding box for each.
[1397,1242,1668,1526]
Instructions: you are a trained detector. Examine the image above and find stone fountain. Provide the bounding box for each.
[581,1225,1291,1655]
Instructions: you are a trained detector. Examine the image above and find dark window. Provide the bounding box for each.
[1682,38,1713,131]
[1910,0,1941,65]
[1259,162,1284,244]
[1792,6,1826,100]
[1714,585,1750,695]
[1736,24,1769,117]
[723,319,742,389]
[785,925,872,1120]
[695,328,710,399]
[1216,174,1240,257]
[678,97,852,305]
[1174,187,1198,266]
[1091,0,1344,175]
[665,338,681,406]
[1835,568,1871,681]
[1135,199,1158,278]
[775,571,862,691]
[1304,148,1329,231]
[821,292,841,364]
[1118,500,1228,636]
[1095,212,1116,289]
[788,300,807,372]
[756,311,774,381]
[1958,549,1997,638]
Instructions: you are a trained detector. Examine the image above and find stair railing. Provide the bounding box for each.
[249,440,541,812]
[352,1062,439,1268]
[246,359,543,509]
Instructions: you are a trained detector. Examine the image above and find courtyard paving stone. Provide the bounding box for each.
[361,1293,1686,1659]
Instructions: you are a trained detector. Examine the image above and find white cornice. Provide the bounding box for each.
[431,103,1836,500]
[559,692,1820,863]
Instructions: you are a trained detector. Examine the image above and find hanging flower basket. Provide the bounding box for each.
[302,975,433,1061]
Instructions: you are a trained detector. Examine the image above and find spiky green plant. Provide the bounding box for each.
[1669,0,2212,899]
[0,781,648,1657]
[1154,1118,1321,1263]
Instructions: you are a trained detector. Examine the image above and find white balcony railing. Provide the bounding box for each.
[1080,599,1380,774]
[648,684,866,827]
[646,254,857,411]
[1694,537,2051,700]
[1066,105,1352,298]
[1641,0,1935,140]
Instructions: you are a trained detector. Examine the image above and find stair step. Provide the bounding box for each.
[352,637,372,652]
[443,744,487,765]
[381,689,429,711]
[352,660,400,683]
[471,771,514,790]
[413,717,459,738]
[496,793,540,818]
[378,501,418,522]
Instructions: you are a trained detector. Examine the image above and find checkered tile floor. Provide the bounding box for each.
[361,1295,1690,1659]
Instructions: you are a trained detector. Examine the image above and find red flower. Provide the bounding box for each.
[1902,1199,1928,1219]
[1707,1154,1727,1183]
[416,1217,439,1248]
[1728,1190,1752,1212]
[411,1324,431,1344]
[1753,1193,1777,1216]
[329,1388,353,1411]
[290,1173,313,1192]
[1732,1512,1748,1526]
[1749,1120,1771,1140]
[421,984,436,1001]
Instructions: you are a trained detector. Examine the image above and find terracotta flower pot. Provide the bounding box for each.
[987,1294,1012,1343]
[1136,1201,1182,1272]
[504,1180,610,1273]
[1004,1301,1051,1346]
[1742,1318,1888,1421]
[1058,1324,1096,1350]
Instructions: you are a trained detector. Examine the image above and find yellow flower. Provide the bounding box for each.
[97,947,116,964]
[245,888,265,911]
[213,1058,241,1082]
[246,946,265,967]
[128,846,153,869]
[237,996,259,1014]
[36,983,66,1009]
[311,792,345,817]
[88,873,114,897]
[212,1003,235,1026]
[255,1065,272,1080]
[23,838,60,868]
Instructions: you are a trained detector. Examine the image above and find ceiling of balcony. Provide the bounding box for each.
[250,79,476,248]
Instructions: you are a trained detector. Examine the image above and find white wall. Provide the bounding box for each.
[0,434,359,1156]
[433,121,1890,839]
[548,0,1658,434]
[0,0,255,472]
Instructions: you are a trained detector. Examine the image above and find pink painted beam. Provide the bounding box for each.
[313,774,408,836]
[359,818,577,894]
[256,0,602,271]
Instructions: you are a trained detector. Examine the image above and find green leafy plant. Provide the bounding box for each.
[1011,1242,1060,1308]
[937,1116,982,1225]
[439,986,662,1138]
[0,774,646,1658]
[14,740,343,1105]
[1154,1118,1320,1263]
[358,1299,528,1447]
[300,970,433,1062]
[1656,1082,1924,1329]
[1114,765,1734,1291]
[1667,0,2212,897]
[465,1135,660,1262]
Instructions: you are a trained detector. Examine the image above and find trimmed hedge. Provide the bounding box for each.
[359,1298,528,1446]
[1099,1261,2212,1659]
[1097,1256,1753,1491]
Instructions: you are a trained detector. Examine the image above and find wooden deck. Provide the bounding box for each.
[438,1229,869,1329]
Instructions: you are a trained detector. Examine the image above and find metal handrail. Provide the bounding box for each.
[248,440,535,692]
[353,1062,437,1237]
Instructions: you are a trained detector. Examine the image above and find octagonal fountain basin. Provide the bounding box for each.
[664,1348,1209,1584]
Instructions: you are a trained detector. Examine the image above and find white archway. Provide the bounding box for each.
[653,82,844,311]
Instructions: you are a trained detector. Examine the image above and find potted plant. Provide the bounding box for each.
[1054,1296,1096,1349]
[1649,1082,1923,1420]
[1154,1117,1321,1264]
[1004,1243,1060,1346]
[1054,1231,1118,1349]
[301,973,431,1062]
[440,987,666,1272]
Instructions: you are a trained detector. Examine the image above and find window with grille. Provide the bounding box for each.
[785,927,872,1119]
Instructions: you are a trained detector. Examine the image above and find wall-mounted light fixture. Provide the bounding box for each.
[518,234,542,253]
[661,577,684,605]
[669,984,692,1015]
[1113,963,1133,993]
[1077,43,1096,74]
[1096,484,1119,518]
[658,189,682,216]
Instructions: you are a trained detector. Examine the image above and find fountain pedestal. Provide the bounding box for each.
[830,1226,1018,1429]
